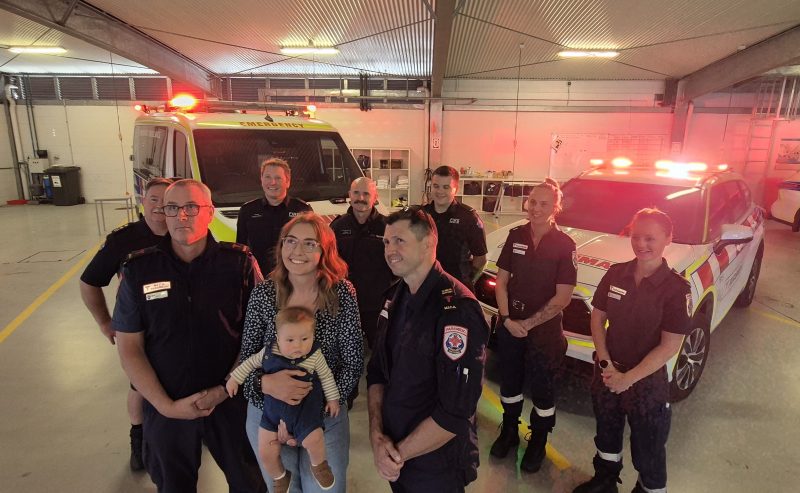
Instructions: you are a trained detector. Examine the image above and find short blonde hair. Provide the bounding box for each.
[260,157,291,179]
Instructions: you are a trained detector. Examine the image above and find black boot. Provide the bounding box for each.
[630,482,646,493]
[129,425,144,471]
[573,456,622,493]
[520,430,548,473]
[489,416,520,458]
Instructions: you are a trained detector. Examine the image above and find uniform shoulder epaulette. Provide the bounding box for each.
[123,245,159,264]
[669,268,691,285]
[509,224,524,233]
[457,201,477,214]
[291,197,310,207]
[219,241,251,254]
[108,222,135,237]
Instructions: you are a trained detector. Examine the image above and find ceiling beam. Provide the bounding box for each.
[0,0,221,97]
[680,25,800,101]
[430,0,455,97]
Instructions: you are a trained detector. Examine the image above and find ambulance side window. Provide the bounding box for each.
[173,131,190,178]
[133,126,167,178]
[706,184,731,241]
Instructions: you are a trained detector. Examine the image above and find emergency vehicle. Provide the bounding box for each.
[770,171,800,231]
[131,95,366,241]
[474,159,765,401]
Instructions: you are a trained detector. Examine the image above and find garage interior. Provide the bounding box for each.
[0,1,799,492]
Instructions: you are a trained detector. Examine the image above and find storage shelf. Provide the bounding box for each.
[352,147,411,209]
[456,177,542,215]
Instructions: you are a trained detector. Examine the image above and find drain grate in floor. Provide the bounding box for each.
[19,250,85,263]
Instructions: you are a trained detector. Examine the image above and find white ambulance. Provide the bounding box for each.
[474,160,765,400]
[131,96,365,241]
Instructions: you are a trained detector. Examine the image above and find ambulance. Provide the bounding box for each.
[131,95,365,241]
[474,159,765,400]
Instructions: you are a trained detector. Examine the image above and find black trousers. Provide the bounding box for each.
[591,367,672,490]
[496,323,566,432]
[142,396,266,493]
[389,467,467,493]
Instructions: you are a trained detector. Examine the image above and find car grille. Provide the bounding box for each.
[476,272,592,337]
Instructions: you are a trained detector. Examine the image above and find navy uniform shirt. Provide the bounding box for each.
[423,201,488,289]
[236,196,312,274]
[330,207,394,315]
[112,235,262,400]
[592,259,691,369]
[366,262,488,481]
[80,220,162,287]
[496,223,577,339]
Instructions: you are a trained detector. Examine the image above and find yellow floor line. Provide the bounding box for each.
[481,385,573,471]
[0,241,102,345]
[751,307,800,329]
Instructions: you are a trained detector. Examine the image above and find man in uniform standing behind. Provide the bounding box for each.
[330,177,394,350]
[367,206,488,493]
[237,157,312,273]
[79,176,171,471]
[423,166,487,292]
[114,179,265,493]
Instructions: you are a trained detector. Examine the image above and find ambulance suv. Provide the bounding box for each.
[131,97,365,241]
[474,160,765,401]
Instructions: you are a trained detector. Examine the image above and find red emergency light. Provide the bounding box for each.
[169,94,198,111]
[611,157,633,168]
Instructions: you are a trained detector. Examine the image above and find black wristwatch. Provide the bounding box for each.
[599,359,613,370]
[497,314,509,327]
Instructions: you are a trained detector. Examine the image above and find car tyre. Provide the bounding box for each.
[734,244,763,307]
[670,312,710,402]
[793,209,800,232]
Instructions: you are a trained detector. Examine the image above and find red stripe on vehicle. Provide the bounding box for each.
[697,262,714,291]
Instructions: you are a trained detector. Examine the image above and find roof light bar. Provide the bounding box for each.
[611,157,633,168]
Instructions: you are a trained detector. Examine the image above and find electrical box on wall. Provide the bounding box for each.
[28,158,50,174]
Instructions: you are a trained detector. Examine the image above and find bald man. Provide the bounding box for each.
[331,177,394,350]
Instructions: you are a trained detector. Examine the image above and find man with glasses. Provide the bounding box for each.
[113,179,266,493]
[237,157,312,274]
[331,177,394,350]
[79,176,171,471]
[423,166,487,292]
[367,206,489,493]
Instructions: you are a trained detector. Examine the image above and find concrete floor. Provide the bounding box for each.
[0,203,798,492]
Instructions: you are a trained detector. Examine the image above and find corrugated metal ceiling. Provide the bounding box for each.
[89,0,433,76]
[0,10,154,74]
[1,0,799,82]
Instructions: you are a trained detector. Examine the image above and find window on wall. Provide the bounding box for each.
[173,131,190,178]
[133,126,168,180]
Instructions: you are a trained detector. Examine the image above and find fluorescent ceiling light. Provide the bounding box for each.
[8,46,67,54]
[280,46,338,55]
[558,50,619,58]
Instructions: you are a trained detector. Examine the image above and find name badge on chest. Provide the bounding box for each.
[143,281,171,301]
[608,285,627,300]
[512,242,528,255]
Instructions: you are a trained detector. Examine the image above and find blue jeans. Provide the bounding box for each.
[247,402,350,493]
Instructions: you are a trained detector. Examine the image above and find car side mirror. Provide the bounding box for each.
[715,224,753,252]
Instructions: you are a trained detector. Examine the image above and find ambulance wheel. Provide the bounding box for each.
[670,314,710,402]
[734,244,763,308]
[792,209,800,232]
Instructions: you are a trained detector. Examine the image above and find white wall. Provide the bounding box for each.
[0,82,777,206]
[442,110,673,179]
[10,103,137,202]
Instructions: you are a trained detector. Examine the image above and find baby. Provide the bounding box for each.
[227,306,340,492]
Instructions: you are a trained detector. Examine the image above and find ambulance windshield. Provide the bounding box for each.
[558,179,704,244]
[193,129,362,207]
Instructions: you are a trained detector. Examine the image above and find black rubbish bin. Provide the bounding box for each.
[44,166,81,206]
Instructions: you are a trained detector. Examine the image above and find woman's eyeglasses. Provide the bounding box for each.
[281,236,321,253]
[162,204,211,217]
